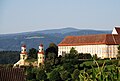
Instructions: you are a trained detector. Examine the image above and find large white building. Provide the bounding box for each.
[58,27,120,59]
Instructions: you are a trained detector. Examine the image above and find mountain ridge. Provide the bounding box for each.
[0,27,111,51]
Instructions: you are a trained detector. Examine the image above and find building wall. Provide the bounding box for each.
[58,45,118,59]
[38,54,44,64]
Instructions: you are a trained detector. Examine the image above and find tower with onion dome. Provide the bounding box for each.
[13,44,28,67]
[20,44,28,65]
[38,44,45,67]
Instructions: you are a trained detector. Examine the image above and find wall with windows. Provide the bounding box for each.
[58,45,118,59]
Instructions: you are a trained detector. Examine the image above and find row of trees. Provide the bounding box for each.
[0,51,20,64]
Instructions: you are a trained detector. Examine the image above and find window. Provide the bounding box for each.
[62,51,66,56]
[23,55,25,59]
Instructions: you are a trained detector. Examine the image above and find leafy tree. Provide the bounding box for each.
[0,51,20,64]
[93,54,98,60]
[63,63,74,73]
[70,47,78,55]
[49,70,61,81]
[26,72,36,80]
[64,47,78,61]
[28,48,38,59]
[36,69,47,81]
[117,45,120,59]
[47,52,59,65]
[73,69,80,81]
[46,43,58,58]
[44,61,52,72]
[45,43,58,66]
[61,71,72,81]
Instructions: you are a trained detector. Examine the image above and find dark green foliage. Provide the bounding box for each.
[44,61,52,72]
[45,43,58,66]
[73,69,80,80]
[70,47,78,55]
[36,69,47,81]
[0,51,20,64]
[77,53,92,59]
[93,54,98,60]
[63,63,74,73]
[28,48,38,59]
[64,47,78,60]
[26,72,36,80]
[49,70,61,81]
[61,71,72,81]
[46,43,58,58]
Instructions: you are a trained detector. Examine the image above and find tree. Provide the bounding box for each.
[28,48,38,59]
[46,43,58,58]
[47,52,57,65]
[26,72,36,80]
[70,47,78,55]
[117,45,120,59]
[65,47,78,60]
[63,63,74,73]
[44,61,52,72]
[73,69,80,81]
[45,43,58,65]
[36,69,47,81]
[49,70,61,81]
[61,71,72,81]
[93,54,98,60]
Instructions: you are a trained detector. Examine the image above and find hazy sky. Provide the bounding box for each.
[0,0,120,34]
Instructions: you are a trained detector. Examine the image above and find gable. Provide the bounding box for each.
[112,27,120,34]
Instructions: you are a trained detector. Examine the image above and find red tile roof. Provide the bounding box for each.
[58,34,120,46]
[40,44,43,47]
[22,44,26,47]
[0,68,25,81]
[115,27,120,34]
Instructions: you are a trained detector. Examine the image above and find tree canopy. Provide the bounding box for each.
[49,70,61,81]
[28,48,38,59]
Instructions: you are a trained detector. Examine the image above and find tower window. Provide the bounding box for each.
[23,55,25,59]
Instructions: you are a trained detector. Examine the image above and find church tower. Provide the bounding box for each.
[20,44,27,65]
[38,44,45,67]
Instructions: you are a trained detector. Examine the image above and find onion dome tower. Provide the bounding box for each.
[38,44,45,67]
[20,44,27,65]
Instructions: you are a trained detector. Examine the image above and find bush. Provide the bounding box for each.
[36,69,47,81]
[61,71,72,81]
[49,70,61,81]
[73,69,80,80]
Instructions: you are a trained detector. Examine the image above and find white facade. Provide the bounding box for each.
[58,45,118,59]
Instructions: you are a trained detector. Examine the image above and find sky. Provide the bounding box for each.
[0,0,120,34]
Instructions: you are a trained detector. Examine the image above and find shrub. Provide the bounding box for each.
[49,70,61,81]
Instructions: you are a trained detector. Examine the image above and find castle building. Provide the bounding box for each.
[58,27,120,59]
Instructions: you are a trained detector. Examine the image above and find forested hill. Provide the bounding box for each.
[0,27,111,51]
